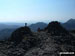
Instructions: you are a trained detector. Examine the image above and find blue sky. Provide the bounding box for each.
[0,0,75,23]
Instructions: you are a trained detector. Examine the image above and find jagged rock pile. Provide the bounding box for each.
[0,41,26,56]
[1,32,73,56]
[45,21,69,36]
[0,34,40,56]
[0,32,74,56]
[24,32,75,56]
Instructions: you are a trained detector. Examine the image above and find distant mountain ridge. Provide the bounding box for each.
[0,23,20,40]
[0,23,20,31]
[29,22,47,31]
[0,19,75,40]
[0,28,16,40]
[62,19,75,30]
[29,19,75,31]
[65,19,75,24]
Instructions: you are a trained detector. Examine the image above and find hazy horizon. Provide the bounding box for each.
[0,0,75,23]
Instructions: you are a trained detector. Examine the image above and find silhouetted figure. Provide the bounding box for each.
[25,23,27,26]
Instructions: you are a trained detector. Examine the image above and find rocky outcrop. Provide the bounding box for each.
[0,22,75,56]
[10,26,33,44]
[45,21,69,36]
[44,21,75,45]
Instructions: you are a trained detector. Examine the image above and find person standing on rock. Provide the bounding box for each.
[25,23,27,26]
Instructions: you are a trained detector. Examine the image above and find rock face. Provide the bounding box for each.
[45,21,69,36]
[44,21,75,45]
[0,22,75,56]
[8,26,40,52]
[10,26,33,44]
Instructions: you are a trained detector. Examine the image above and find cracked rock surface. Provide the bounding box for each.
[0,31,75,56]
